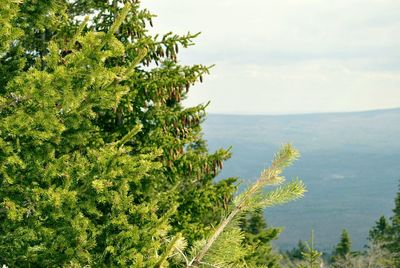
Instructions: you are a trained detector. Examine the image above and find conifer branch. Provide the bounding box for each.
[102,3,131,46]
[251,179,306,209]
[188,206,240,266]
[67,16,89,50]
[156,233,183,268]
[198,261,220,268]
[109,4,131,35]
[113,123,142,148]
[188,144,306,267]
[174,244,190,266]
[124,47,148,77]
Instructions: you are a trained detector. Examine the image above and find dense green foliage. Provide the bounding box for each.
[0,1,308,267]
[240,210,281,267]
[298,232,322,268]
[329,229,352,267]
[286,240,307,261]
[333,229,351,258]
[186,144,306,267]
[0,1,238,266]
[369,215,390,243]
[325,185,400,268]
[2,0,397,267]
[388,183,400,263]
[281,232,323,268]
[367,183,400,266]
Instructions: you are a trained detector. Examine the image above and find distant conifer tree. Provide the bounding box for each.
[287,240,308,260]
[367,183,400,266]
[299,231,322,268]
[239,209,282,267]
[369,215,390,243]
[387,183,400,266]
[330,229,352,267]
[282,231,322,268]
[334,229,352,257]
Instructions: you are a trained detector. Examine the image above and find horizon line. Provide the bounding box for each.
[206,106,400,117]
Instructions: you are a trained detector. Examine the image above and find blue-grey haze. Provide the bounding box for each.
[203,108,400,251]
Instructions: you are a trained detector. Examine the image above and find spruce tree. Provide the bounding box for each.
[286,240,307,260]
[331,229,352,267]
[0,1,306,266]
[368,215,390,244]
[365,184,400,267]
[368,183,400,266]
[387,183,400,266]
[334,229,352,257]
[299,231,322,268]
[281,232,322,268]
[240,209,282,267]
[0,1,235,266]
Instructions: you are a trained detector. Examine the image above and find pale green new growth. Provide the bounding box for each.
[271,143,300,169]
[234,144,305,210]
[252,179,306,209]
[156,233,187,268]
[299,230,323,268]
[114,123,143,148]
[187,144,307,267]
[202,226,246,267]
[258,144,299,185]
[105,3,132,43]
[66,16,89,50]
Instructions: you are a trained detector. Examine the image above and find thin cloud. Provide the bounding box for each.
[143,0,400,114]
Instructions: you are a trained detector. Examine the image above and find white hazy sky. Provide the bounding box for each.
[143,0,400,115]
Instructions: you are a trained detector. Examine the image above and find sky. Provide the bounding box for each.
[142,0,400,115]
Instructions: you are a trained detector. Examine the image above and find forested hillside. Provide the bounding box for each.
[204,109,400,250]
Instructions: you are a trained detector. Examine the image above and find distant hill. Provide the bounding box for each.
[203,108,400,251]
